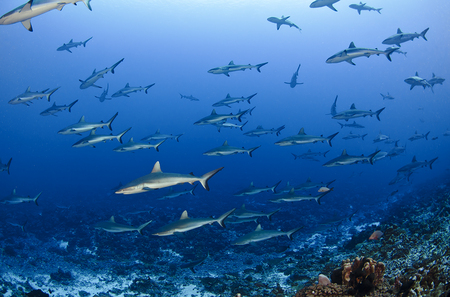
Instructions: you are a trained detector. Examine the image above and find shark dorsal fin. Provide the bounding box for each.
[349,131,353,134]
[412,156,417,162]
[240,204,246,209]
[12,189,16,195]
[228,61,235,65]
[342,149,348,156]
[397,28,403,34]
[151,161,162,173]
[249,182,254,187]
[226,93,231,98]
[89,129,96,135]
[415,130,418,134]
[306,177,311,182]
[109,216,115,222]
[350,104,356,109]
[222,140,228,146]
[289,188,295,195]
[255,224,262,231]
[52,102,56,106]
[349,42,356,48]
[180,210,189,220]
[282,16,290,20]
[125,83,130,88]
[432,73,436,78]
[129,137,134,143]
[79,116,85,123]
[307,149,312,152]
[92,69,96,75]
[211,109,217,115]
[26,86,31,92]
[256,125,263,129]
[298,128,306,135]
[353,121,357,124]
[69,39,73,42]
[155,129,160,134]
[286,181,290,186]
[415,72,419,76]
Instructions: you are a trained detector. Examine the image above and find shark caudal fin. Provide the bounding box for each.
[375,107,385,121]
[189,184,198,196]
[291,153,299,160]
[110,58,124,74]
[276,125,286,136]
[154,139,165,152]
[199,167,224,191]
[271,180,282,193]
[45,87,60,102]
[368,150,381,165]
[256,62,268,72]
[6,158,12,175]
[323,150,330,158]
[326,132,339,147]
[247,146,261,157]
[83,37,93,47]
[240,121,248,131]
[286,226,303,240]
[316,189,333,205]
[68,100,78,112]
[428,157,438,169]
[424,131,430,140]
[81,0,92,10]
[106,112,119,131]
[385,47,398,62]
[216,208,236,228]
[246,93,257,104]
[267,208,280,221]
[34,192,42,206]
[236,109,248,122]
[175,134,183,142]
[421,28,429,41]
[116,127,132,144]
[361,134,368,141]
[137,220,152,235]
[144,83,155,94]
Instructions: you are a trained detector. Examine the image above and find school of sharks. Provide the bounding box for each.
[0,0,449,296]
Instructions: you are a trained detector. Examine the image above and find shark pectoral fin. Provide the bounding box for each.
[21,19,33,32]
[346,60,356,66]
[66,49,72,53]
[224,73,230,77]
[92,84,102,89]
[328,4,337,11]
[276,23,281,30]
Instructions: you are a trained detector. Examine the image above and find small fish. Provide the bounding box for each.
[318,187,332,193]
[369,230,383,240]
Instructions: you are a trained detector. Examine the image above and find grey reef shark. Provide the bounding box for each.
[57,37,92,53]
[203,141,261,157]
[233,181,281,196]
[382,27,429,47]
[1,189,42,206]
[79,58,124,89]
[326,42,398,65]
[349,2,382,14]
[233,224,303,245]
[275,127,339,147]
[94,216,152,235]
[208,61,268,77]
[309,0,340,12]
[284,64,303,88]
[9,86,60,106]
[267,16,300,31]
[40,100,78,116]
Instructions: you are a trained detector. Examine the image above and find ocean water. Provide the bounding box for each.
[0,0,449,296]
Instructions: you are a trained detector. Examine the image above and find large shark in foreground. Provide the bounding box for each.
[233,180,281,196]
[0,158,12,175]
[382,28,429,47]
[1,189,42,206]
[207,61,268,77]
[153,208,235,236]
[79,58,124,89]
[275,128,339,147]
[57,37,92,53]
[267,16,300,31]
[233,224,303,245]
[323,149,380,167]
[9,86,60,106]
[58,112,119,135]
[115,161,224,194]
[309,0,340,11]
[326,42,398,65]
[0,0,92,32]
[94,216,152,235]
[203,141,261,157]
[349,2,382,14]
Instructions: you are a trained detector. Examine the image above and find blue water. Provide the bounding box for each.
[0,0,449,295]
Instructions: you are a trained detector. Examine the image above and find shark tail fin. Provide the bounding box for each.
[34,192,42,206]
[421,28,429,41]
[376,8,382,14]
[267,208,280,221]
[175,134,183,142]
[6,158,12,175]
[110,58,124,74]
[236,109,247,122]
[240,121,248,131]
[338,122,344,129]
[46,87,60,102]
[190,184,198,196]
[326,132,339,147]
[68,100,78,112]
[428,157,438,170]
[385,47,398,62]
[271,180,282,193]
[82,0,92,10]
[286,226,303,240]
[361,134,368,141]
[106,112,119,131]
[154,139,165,152]
[200,167,224,191]
[144,83,155,94]
[425,131,430,140]
[137,220,152,235]
[246,93,257,104]
[291,153,298,160]
[375,107,385,121]
[217,208,236,228]
[256,62,268,73]
[247,145,261,157]
[316,188,333,205]
[369,150,381,165]
[276,125,286,136]
[83,37,93,47]
[117,127,132,144]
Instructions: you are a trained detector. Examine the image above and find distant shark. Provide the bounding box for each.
[231,204,280,221]
[203,141,261,157]
[386,141,406,159]
[349,2,382,14]
[113,138,165,153]
[212,93,257,108]
[269,188,332,205]
[275,127,339,147]
[194,109,251,125]
[58,112,118,135]
[179,94,200,101]
[326,42,398,65]
[309,0,340,12]
[1,189,42,206]
[40,100,78,116]
[208,61,268,77]
[72,127,131,148]
[380,92,394,100]
[397,156,438,174]
[404,72,432,91]
[94,216,152,235]
[158,184,197,200]
[408,131,430,141]
[0,0,92,32]
[0,158,12,175]
[95,84,112,102]
[244,125,285,137]
[338,121,365,129]
[180,253,209,273]
[323,149,380,167]
[382,28,429,47]
[9,86,60,106]
[284,64,303,88]
[141,129,183,142]
[79,58,124,89]
[57,37,92,53]
[112,83,155,98]
[115,161,224,194]
[332,102,385,121]
[267,16,300,31]
[213,121,248,132]
[233,224,302,245]
[233,180,281,196]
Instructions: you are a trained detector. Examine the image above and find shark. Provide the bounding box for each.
[386,46,407,57]
[57,37,92,53]
[95,84,112,102]
[382,28,429,47]
[404,72,432,91]
[1,189,42,206]
[152,208,235,236]
[427,73,445,87]
[0,158,12,175]
[291,149,330,160]
[158,184,197,200]
[408,131,430,141]
[180,253,209,273]
[179,94,200,101]
[342,131,367,141]
[115,161,224,194]
[8,86,60,106]
[113,138,165,153]
[380,92,394,100]
[58,112,118,135]
[244,125,285,137]
[111,83,155,98]
[326,42,398,65]
[233,224,303,245]
[40,100,78,116]
[141,129,183,142]
[0,0,92,32]
[323,149,380,167]
[194,109,251,125]
[387,141,406,159]
[94,216,152,235]
[72,127,131,148]
[233,180,281,196]
[332,103,385,121]
[284,64,303,88]
[294,177,336,191]
[309,0,340,12]
[213,121,248,132]
[207,61,268,77]
[274,128,339,147]
[269,188,332,205]
[267,16,300,31]
[349,2,382,14]
[389,171,413,186]
[373,132,390,143]
[338,121,365,129]
[212,93,257,108]
[397,156,438,174]
[231,204,280,221]
[79,58,124,89]
[203,141,261,157]
[226,217,259,225]
[7,221,27,232]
